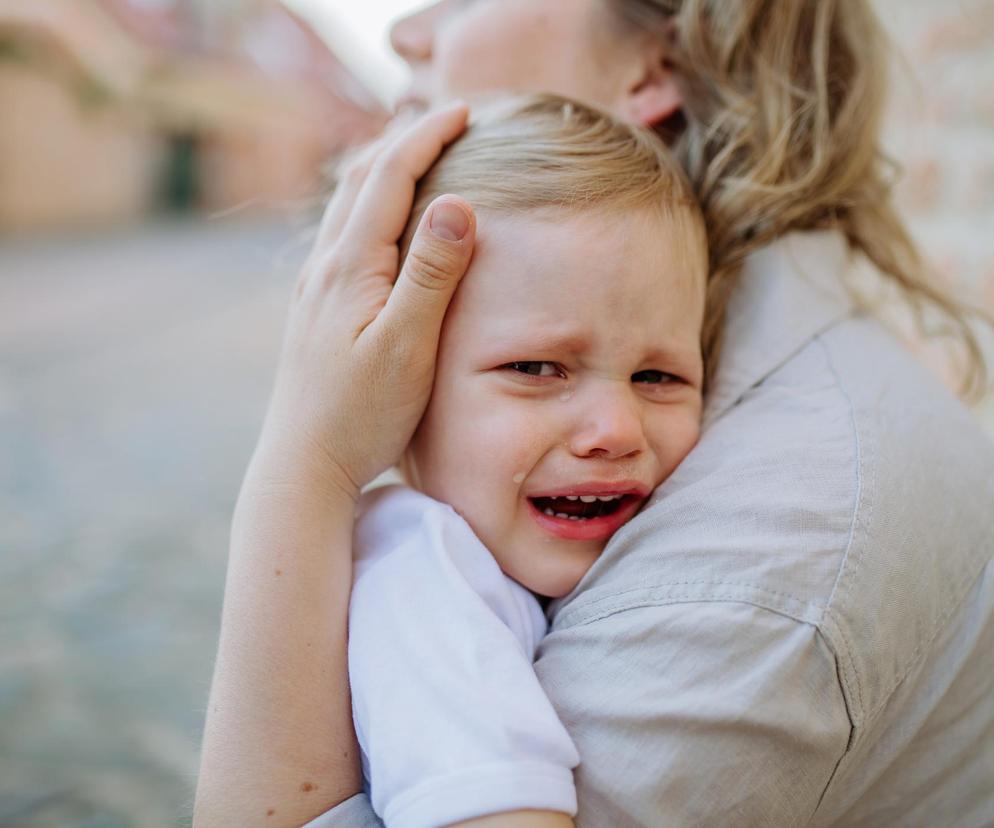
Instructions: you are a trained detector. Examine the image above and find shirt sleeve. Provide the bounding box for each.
[344,486,580,828]
[535,601,851,827]
[301,794,382,828]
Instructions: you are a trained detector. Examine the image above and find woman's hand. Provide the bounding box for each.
[260,100,477,500]
[194,103,477,828]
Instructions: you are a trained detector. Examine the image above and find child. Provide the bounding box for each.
[341,95,707,828]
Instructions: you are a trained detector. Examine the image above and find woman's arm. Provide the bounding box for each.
[194,448,361,826]
[194,103,480,826]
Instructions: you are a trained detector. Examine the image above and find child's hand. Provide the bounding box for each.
[258,102,477,501]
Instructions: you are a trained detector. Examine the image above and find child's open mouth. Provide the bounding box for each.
[529,494,631,520]
[526,491,646,542]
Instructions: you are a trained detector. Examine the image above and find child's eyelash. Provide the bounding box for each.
[632,370,682,385]
[502,361,563,378]
[501,364,684,385]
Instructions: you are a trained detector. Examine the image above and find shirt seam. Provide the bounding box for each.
[814,334,869,726]
[558,597,854,828]
[553,591,824,631]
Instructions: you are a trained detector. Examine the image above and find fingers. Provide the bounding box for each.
[315,138,384,248]
[371,195,476,344]
[316,111,416,247]
[341,100,469,254]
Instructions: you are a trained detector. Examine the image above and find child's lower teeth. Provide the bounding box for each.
[543,507,588,520]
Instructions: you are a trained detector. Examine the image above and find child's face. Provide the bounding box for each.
[408,207,705,597]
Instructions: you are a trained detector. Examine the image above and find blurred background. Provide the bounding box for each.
[0,1,992,826]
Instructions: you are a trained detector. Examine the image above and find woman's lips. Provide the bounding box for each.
[526,493,645,542]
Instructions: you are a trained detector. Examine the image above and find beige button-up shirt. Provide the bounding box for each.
[315,231,994,827]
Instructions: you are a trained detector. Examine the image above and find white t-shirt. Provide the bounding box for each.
[343,484,580,828]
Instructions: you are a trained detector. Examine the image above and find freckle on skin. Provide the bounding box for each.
[266,808,275,817]
[275,569,282,576]
[300,781,317,793]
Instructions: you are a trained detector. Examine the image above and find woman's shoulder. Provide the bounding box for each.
[551,233,994,729]
[563,312,993,711]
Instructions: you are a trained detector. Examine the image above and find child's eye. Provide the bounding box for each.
[503,362,563,378]
[632,369,680,385]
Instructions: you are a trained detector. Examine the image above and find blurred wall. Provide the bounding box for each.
[0,63,164,232]
[880,0,994,404]
[0,0,386,235]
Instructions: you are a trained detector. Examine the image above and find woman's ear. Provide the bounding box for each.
[616,26,684,129]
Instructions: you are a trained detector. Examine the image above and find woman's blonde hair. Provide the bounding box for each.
[400,94,707,283]
[605,0,990,398]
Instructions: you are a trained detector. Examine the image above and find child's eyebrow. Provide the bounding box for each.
[483,328,591,355]
[482,329,700,371]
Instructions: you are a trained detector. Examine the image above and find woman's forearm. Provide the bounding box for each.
[194,441,362,827]
[193,103,474,826]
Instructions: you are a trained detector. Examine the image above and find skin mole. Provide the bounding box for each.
[275,569,282,576]
[266,808,275,817]
[300,781,317,793]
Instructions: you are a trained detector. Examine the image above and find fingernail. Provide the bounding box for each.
[429,202,470,242]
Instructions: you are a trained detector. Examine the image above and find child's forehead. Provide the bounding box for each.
[443,207,706,349]
[463,207,703,300]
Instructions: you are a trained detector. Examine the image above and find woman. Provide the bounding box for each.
[194,2,994,826]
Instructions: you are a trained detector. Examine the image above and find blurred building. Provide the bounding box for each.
[0,0,388,233]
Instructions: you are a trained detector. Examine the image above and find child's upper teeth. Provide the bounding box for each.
[544,493,627,502]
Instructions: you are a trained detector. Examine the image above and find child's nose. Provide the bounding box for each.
[567,386,646,460]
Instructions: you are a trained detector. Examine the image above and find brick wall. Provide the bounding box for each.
[876,0,994,431]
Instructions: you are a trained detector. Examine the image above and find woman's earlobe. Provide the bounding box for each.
[624,70,684,129]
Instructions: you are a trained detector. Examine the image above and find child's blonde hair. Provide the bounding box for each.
[396,94,707,486]
[400,93,708,296]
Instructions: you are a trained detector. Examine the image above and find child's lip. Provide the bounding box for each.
[526,480,650,499]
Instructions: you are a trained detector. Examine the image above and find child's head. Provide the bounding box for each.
[402,95,707,598]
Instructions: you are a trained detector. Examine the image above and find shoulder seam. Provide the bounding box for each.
[555,590,824,631]
[813,335,868,725]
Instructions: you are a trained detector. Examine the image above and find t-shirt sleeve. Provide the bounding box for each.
[534,600,851,827]
[345,487,579,828]
[301,793,383,828]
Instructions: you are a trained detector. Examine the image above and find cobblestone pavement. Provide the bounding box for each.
[0,217,310,828]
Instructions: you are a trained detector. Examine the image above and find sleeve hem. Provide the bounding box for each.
[301,793,382,828]
[383,760,577,828]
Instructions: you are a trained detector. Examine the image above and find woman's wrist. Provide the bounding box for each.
[247,422,362,507]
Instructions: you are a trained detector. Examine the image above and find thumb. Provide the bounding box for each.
[377,195,476,339]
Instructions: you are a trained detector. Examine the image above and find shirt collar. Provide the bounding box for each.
[703,230,857,427]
